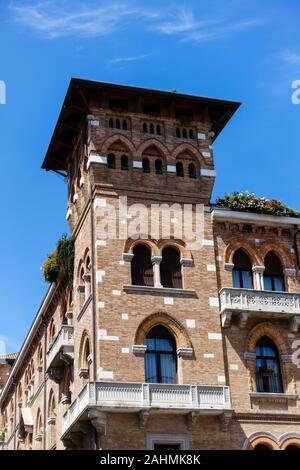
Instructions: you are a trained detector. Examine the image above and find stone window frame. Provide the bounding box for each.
[244,322,293,395]
[146,433,189,450]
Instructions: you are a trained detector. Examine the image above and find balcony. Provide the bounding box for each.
[220,288,300,330]
[46,325,74,382]
[62,382,232,437]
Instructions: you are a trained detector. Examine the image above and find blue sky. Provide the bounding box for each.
[0,0,299,352]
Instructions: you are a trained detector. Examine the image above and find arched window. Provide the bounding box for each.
[254,444,272,450]
[122,120,127,131]
[107,153,116,169]
[263,252,285,292]
[156,124,161,135]
[108,118,114,128]
[188,162,196,178]
[182,128,187,139]
[142,158,150,173]
[155,159,163,175]
[284,445,300,451]
[116,119,120,129]
[149,123,154,134]
[131,244,153,286]
[81,336,91,370]
[121,155,129,171]
[189,129,194,139]
[255,336,283,393]
[143,122,148,133]
[49,319,56,343]
[160,247,182,289]
[145,326,177,384]
[176,162,184,177]
[36,409,42,436]
[48,390,56,419]
[232,249,253,288]
[176,128,181,138]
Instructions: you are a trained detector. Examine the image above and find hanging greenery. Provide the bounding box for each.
[42,234,75,285]
[215,192,300,218]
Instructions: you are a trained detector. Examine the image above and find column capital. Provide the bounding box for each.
[252,265,265,274]
[151,256,162,265]
[224,263,234,272]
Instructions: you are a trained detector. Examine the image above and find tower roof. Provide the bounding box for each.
[42,78,240,172]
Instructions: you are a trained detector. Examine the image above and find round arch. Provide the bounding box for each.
[243,431,280,450]
[135,312,193,350]
[123,238,159,257]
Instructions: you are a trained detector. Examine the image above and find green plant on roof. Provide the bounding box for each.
[42,234,75,285]
[215,192,300,218]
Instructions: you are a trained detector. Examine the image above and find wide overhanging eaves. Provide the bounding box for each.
[42,78,241,172]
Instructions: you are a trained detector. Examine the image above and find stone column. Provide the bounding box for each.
[151,256,162,288]
[252,266,265,290]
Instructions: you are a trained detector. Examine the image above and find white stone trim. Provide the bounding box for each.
[202,151,211,158]
[73,193,78,203]
[229,364,239,371]
[97,301,105,309]
[96,270,106,283]
[98,329,119,341]
[197,132,206,140]
[204,353,214,359]
[121,348,129,354]
[208,333,222,340]
[66,208,72,220]
[87,155,107,169]
[97,368,114,380]
[209,297,219,307]
[112,290,121,296]
[133,160,143,169]
[200,168,216,177]
[79,176,85,187]
[164,297,174,305]
[177,347,193,358]
[94,198,107,208]
[121,313,128,320]
[132,344,147,356]
[202,239,214,246]
[217,375,226,383]
[95,239,107,247]
[186,319,196,328]
[167,164,176,173]
[207,264,216,272]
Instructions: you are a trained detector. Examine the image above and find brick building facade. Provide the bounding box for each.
[0,79,300,450]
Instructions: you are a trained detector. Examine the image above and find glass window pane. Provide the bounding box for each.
[263,275,272,291]
[242,271,253,289]
[274,276,284,292]
[145,353,158,383]
[160,354,176,384]
[232,269,241,288]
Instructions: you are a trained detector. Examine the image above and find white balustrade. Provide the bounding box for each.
[46,325,74,370]
[220,288,300,316]
[62,382,231,435]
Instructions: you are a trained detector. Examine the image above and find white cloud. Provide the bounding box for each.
[153,7,263,43]
[9,1,263,43]
[110,53,153,65]
[278,49,300,66]
[10,1,158,39]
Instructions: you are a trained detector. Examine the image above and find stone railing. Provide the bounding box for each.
[62,382,231,434]
[46,325,74,370]
[219,288,300,329]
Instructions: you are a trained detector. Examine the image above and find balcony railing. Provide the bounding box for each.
[219,288,300,329]
[46,325,74,371]
[62,382,231,435]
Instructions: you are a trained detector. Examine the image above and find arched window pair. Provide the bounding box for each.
[175,128,194,139]
[108,118,128,130]
[232,249,285,292]
[142,158,163,175]
[131,245,182,289]
[142,122,161,135]
[107,153,129,171]
[145,326,177,384]
[176,162,196,178]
